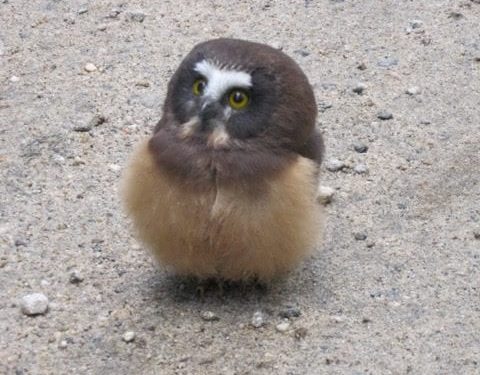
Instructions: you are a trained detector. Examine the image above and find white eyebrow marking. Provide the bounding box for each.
[194,60,252,101]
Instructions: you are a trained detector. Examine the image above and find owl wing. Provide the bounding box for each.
[297,129,324,167]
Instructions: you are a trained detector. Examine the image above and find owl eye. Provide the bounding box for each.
[228,90,249,110]
[192,78,207,96]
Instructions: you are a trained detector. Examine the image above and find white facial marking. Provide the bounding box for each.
[207,124,230,148]
[194,60,251,101]
[223,106,232,120]
[179,116,199,139]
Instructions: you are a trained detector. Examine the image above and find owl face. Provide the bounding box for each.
[160,39,317,150]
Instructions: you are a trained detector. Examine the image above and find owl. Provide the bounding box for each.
[122,38,324,282]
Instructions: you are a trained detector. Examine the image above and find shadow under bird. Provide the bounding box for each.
[122,38,325,282]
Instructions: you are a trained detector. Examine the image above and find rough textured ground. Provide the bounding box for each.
[1,1,479,374]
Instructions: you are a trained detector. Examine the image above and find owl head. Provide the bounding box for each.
[156,38,316,149]
[150,39,321,185]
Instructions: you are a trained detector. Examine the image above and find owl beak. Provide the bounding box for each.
[199,101,225,130]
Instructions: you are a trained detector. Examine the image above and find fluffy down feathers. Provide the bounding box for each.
[122,140,323,282]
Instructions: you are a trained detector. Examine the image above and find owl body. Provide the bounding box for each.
[122,39,324,281]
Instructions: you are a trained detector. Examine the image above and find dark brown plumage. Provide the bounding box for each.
[122,38,324,281]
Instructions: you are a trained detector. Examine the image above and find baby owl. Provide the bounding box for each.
[122,38,324,282]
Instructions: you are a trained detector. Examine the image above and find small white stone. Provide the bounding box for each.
[84,63,97,72]
[52,154,66,165]
[352,82,367,94]
[406,86,421,95]
[251,311,265,328]
[200,311,219,322]
[123,331,136,343]
[326,158,345,172]
[69,270,84,284]
[271,42,283,50]
[10,76,20,82]
[316,185,335,204]
[21,293,49,316]
[58,340,68,349]
[109,164,121,172]
[275,321,291,333]
[354,164,369,174]
[409,19,423,29]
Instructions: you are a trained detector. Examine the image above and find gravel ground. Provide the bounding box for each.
[1,1,479,374]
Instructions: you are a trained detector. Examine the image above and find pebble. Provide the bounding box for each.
[21,293,49,316]
[318,101,333,112]
[10,75,20,82]
[275,321,291,333]
[406,86,421,96]
[448,11,463,20]
[58,340,68,349]
[72,157,85,166]
[352,82,367,94]
[64,15,76,25]
[109,164,121,172]
[279,306,302,319]
[251,311,265,328]
[52,154,65,167]
[14,239,27,247]
[353,142,368,153]
[122,331,136,343]
[127,11,146,23]
[294,49,310,57]
[409,19,423,29]
[109,8,122,18]
[325,158,345,172]
[473,231,480,240]
[84,63,97,73]
[73,125,91,133]
[357,62,367,70]
[377,110,393,120]
[136,80,150,88]
[97,24,107,31]
[73,115,106,132]
[89,115,107,128]
[316,186,335,204]
[353,164,368,174]
[406,19,423,34]
[69,270,84,284]
[354,232,368,241]
[78,8,88,15]
[271,42,283,50]
[200,311,219,322]
[377,56,399,68]
[294,327,308,340]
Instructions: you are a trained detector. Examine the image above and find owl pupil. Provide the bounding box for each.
[232,92,243,102]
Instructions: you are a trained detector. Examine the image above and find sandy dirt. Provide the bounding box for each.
[1,1,479,374]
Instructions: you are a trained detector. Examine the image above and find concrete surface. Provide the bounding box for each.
[1,0,479,374]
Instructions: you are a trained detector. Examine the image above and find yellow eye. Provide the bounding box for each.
[228,90,249,110]
[192,78,206,96]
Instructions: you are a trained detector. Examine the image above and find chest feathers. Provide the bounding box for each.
[121,139,323,281]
